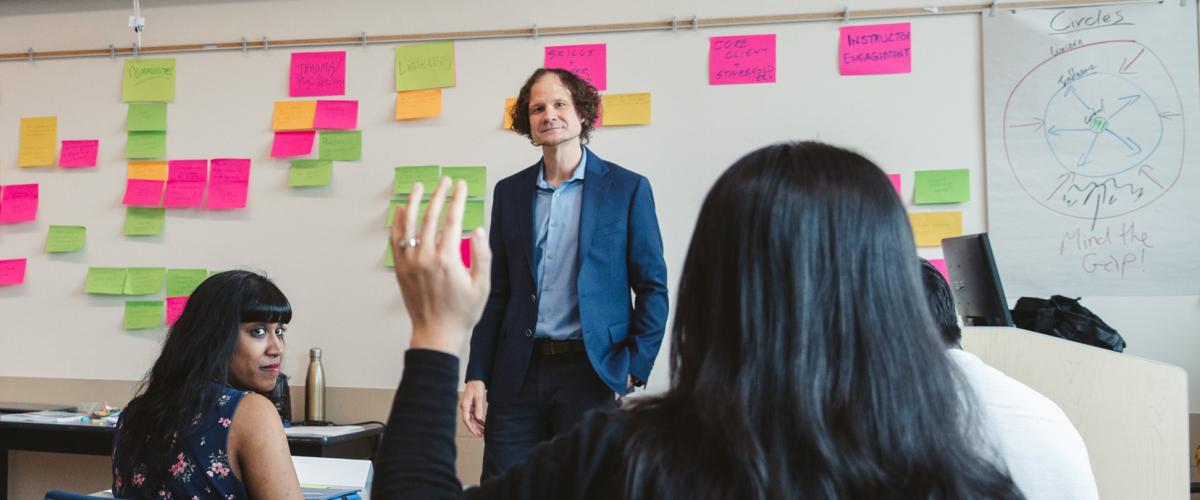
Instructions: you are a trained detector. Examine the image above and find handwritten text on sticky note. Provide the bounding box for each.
[313,100,358,129]
[206,159,251,209]
[395,89,442,120]
[544,44,606,90]
[395,42,455,91]
[0,259,26,286]
[59,140,99,168]
[271,131,316,158]
[164,160,208,208]
[290,51,346,97]
[709,34,776,85]
[0,184,40,223]
[909,211,963,247]
[839,23,911,75]
[19,116,57,167]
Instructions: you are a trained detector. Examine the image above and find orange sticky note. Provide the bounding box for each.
[395,89,442,120]
[502,97,517,130]
[273,101,317,131]
[908,211,963,247]
[19,116,57,167]
[599,93,651,126]
[128,161,168,181]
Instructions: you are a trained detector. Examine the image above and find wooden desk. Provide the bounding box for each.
[0,420,382,500]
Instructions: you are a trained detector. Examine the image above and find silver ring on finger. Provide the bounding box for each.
[397,238,420,249]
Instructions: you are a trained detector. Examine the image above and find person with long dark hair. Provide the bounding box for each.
[112,270,302,499]
[374,144,1025,499]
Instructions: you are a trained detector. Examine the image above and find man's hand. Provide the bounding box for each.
[461,380,487,437]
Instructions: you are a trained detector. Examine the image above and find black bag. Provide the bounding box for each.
[1010,295,1126,352]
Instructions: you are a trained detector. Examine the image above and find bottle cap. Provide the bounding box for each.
[310,347,322,359]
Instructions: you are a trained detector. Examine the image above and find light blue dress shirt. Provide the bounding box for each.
[533,150,587,340]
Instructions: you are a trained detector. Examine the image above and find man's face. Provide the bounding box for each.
[527,74,583,148]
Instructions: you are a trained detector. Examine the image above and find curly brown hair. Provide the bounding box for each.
[510,68,600,144]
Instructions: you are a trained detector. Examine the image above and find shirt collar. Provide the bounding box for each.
[536,147,587,189]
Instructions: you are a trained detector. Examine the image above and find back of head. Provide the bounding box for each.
[920,258,963,347]
[622,142,1020,499]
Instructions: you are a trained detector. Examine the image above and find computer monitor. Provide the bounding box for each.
[940,232,1013,327]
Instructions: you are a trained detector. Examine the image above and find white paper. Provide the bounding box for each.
[283,424,366,438]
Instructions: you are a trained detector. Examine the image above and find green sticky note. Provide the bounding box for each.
[46,225,86,253]
[123,58,176,102]
[394,165,440,195]
[395,41,456,91]
[289,160,333,187]
[442,166,486,197]
[913,169,970,204]
[126,131,167,159]
[385,241,394,268]
[463,200,485,231]
[125,207,166,236]
[166,268,208,296]
[86,267,127,295]
[319,130,361,161]
[124,300,165,330]
[127,102,168,131]
[124,267,166,295]
[387,200,439,228]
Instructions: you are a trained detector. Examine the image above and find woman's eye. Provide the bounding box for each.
[250,327,267,337]
[275,328,287,337]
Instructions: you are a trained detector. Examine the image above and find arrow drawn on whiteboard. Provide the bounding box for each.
[1077,134,1100,166]
[1009,117,1044,131]
[1159,111,1180,120]
[1138,164,1163,189]
[1108,94,1140,120]
[1119,48,1144,74]
[1047,125,1090,136]
[1048,172,1077,200]
[1105,129,1142,155]
[1066,86,1094,112]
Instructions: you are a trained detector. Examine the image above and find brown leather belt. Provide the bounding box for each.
[535,339,585,355]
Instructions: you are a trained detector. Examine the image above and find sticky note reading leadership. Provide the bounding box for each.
[709,34,776,85]
[839,23,911,75]
[395,42,455,91]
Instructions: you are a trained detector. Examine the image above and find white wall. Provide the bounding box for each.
[0,0,1196,411]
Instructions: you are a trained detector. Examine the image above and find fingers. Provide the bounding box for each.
[469,227,492,294]
[471,393,487,437]
[440,181,468,257]
[420,177,452,253]
[392,182,425,253]
[460,396,475,434]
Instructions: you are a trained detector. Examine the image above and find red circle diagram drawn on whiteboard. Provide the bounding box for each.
[1002,40,1185,227]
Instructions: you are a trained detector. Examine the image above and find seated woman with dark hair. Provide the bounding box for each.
[112,270,303,499]
[375,144,1025,499]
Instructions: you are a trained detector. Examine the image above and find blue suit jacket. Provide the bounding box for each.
[466,148,669,403]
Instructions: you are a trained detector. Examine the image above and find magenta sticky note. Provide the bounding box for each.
[290,51,346,97]
[0,184,39,223]
[544,44,606,90]
[206,158,251,210]
[313,100,359,130]
[839,23,911,75]
[888,173,903,198]
[460,237,472,268]
[122,179,164,207]
[165,296,188,325]
[59,140,99,168]
[164,160,208,208]
[0,258,26,286]
[930,258,950,283]
[709,34,776,85]
[271,131,316,158]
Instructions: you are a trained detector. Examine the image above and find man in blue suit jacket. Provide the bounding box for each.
[461,68,669,479]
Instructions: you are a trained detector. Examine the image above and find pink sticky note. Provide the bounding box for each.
[290,51,346,97]
[271,131,316,158]
[709,34,776,85]
[930,258,950,283]
[313,100,359,130]
[460,237,472,268]
[122,179,164,207]
[164,160,208,208]
[59,140,99,168]
[165,296,189,325]
[839,23,911,75]
[0,184,40,223]
[206,159,251,209]
[888,173,903,198]
[0,258,26,286]
[544,44,607,90]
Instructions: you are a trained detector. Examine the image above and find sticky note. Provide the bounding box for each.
[914,169,969,204]
[165,296,189,325]
[386,199,436,227]
[273,101,317,131]
[600,93,651,126]
[502,97,517,130]
[909,211,963,247]
[164,160,208,208]
[128,161,168,181]
[460,237,472,268]
[126,131,167,159]
[839,23,912,76]
[289,160,333,187]
[290,51,346,97]
[442,166,486,197]
[395,89,442,120]
[19,116,57,167]
[125,207,166,236]
[206,159,251,209]
[319,130,361,161]
[127,102,167,131]
[394,166,440,195]
[709,34,776,85]
[123,58,176,102]
[544,44,607,90]
[123,179,165,207]
[0,259,26,286]
[85,267,127,295]
[166,268,208,296]
[45,225,86,253]
[124,267,166,295]
[124,300,165,330]
[271,131,316,158]
[463,200,485,231]
[929,258,950,282]
[314,100,358,129]
[0,184,39,223]
[888,173,903,199]
[59,140,99,168]
[385,240,394,268]
[394,41,455,91]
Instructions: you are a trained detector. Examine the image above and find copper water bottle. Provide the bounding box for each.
[305,347,326,424]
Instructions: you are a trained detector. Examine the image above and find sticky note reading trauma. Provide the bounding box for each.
[206,159,251,209]
[273,101,317,131]
[123,179,165,207]
[86,267,127,295]
[313,100,358,129]
[123,58,176,102]
[289,160,333,187]
[395,89,442,120]
[914,169,969,204]
[839,23,912,75]
[165,296,189,325]
[271,131,316,158]
[319,131,361,161]
[125,207,166,236]
[442,166,486,197]
[59,140,99,168]
[125,267,166,295]
[290,51,346,97]
[126,131,167,159]
[127,102,168,131]
[124,300,165,330]
[394,41,456,91]
[166,268,208,296]
[544,44,607,90]
[164,160,208,208]
[709,34,776,85]
[46,225,86,253]
[600,93,651,126]
[19,116,57,167]
[909,211,963,247]
[394,166,440,195]
[0,184,40,223]
[0,259,27,286]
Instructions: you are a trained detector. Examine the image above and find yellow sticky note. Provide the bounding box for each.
[395,89,442,120]
[600,93,651,126]
[502,97,517,130]
[19,116,57,167]
[273,101,317,131]
[909,211,964,247]
[128,161,168,181]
